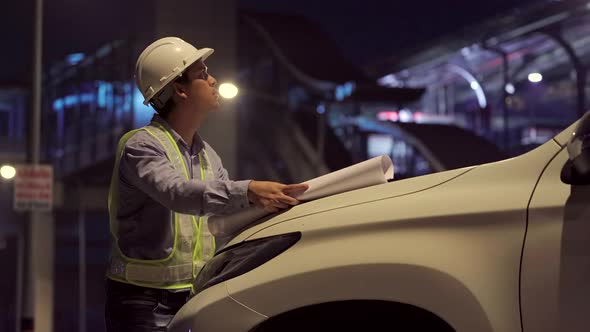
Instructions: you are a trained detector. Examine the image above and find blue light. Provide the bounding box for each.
[64,95,80,107]
[66,53,85,66]
[53,99,64,111]
[97,81,114,108]
[316,104,326,114]
[52,93,95,111]
[96,45,112,58]
[133,87,154,127]
[98,82,106,108]
[122,83,132,113]
[49,80,156,128]
[344,81,355,96]
[335,81,356,101]
[335,86,346,101]
[80,93,95,103]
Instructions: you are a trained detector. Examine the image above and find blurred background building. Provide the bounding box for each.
[1,0,589,330]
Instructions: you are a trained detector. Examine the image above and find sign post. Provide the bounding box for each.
[14,165,53,212]
[14,164,54,332]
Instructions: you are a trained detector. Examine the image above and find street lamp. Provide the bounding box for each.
[0,165,16,180]
[528,72,543,83]
[505,83,516,95]
[219,83,239,99]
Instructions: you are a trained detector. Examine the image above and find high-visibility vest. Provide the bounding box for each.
[106,122,216,290]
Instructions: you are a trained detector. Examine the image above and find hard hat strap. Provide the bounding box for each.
[151,85,174,109]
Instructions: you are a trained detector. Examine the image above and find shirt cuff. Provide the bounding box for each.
[229,180,251,210]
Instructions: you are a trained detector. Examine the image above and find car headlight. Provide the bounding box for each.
[193,232,301,295]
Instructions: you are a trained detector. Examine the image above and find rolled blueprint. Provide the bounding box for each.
[208,155,394,238]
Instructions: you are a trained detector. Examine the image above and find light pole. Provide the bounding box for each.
[24,0,55,331]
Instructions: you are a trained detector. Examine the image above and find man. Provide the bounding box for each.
[104,37,308,332]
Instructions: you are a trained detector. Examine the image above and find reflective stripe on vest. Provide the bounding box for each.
[107,123,216,290]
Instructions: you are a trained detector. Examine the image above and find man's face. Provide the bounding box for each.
[180,60,219,112]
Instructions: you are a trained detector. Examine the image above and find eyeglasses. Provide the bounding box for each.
[178,64,209,83]
[194,66,209,81]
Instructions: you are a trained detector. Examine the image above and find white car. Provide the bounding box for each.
[169,114,590,332]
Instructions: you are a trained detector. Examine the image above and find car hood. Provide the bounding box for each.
[224,166,475,247]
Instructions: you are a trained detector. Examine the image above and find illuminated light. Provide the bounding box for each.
[447,64,487,108]
[505,83,516,94]
[528,73,543,83]
[335,86,345,101]
[316,104,326,114]
[335,85,346,100]
[175,47,182,52]
[470,81,479,90]
[413,111,424,122]
[96,45,112,58]
[377,112,389,121]
[122,83,133,113]
[97,81,114,107]
[64,95,79,107]
[53,99,64,111]
[388,112,399,121]
[378,74,398,86]
[66,53,85,66]
[335,81,356,100]
[80,93,95,103]
[377,111,398,122]
[133,88,154,127]
[343,81,356,96]
[52,93,95,111]
[218,83,238,99]
[1,165,16,180]
[399,109,413,122]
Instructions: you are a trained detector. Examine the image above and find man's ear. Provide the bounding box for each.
[172,81,189,100]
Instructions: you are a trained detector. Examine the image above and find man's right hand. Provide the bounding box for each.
[247,181,309,213]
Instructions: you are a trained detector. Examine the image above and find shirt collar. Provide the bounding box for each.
[151,114,205,155]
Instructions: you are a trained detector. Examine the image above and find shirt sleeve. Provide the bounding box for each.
[119,132,251,216]
[204,142,252,210]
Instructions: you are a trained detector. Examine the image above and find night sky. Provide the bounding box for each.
[3,0,543,85]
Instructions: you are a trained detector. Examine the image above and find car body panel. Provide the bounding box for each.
[167,282,267,332]
[522,147,590,331]
[171,122,578,332]
[225,166,476,248]
[223,140,562,332]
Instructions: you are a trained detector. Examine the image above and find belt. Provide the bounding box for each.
[106,278,191,303]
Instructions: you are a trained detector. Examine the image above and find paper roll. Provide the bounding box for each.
[208,155,394,238]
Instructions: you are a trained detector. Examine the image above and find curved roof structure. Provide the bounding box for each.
[240,11,425,103]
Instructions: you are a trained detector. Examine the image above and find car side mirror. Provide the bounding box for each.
[567,112,590,177]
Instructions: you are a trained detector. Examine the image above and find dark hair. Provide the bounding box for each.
[154,73,191,119]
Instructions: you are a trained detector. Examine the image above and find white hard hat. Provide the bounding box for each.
[135,37,214,108]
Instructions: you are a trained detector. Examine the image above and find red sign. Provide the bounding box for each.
[14,165,53,211]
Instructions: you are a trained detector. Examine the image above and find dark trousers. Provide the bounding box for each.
[105,279,190,332]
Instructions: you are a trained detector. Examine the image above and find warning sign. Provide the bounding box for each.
[14,165,53,211]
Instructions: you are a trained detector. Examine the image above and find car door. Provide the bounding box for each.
[521,146,590,331]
